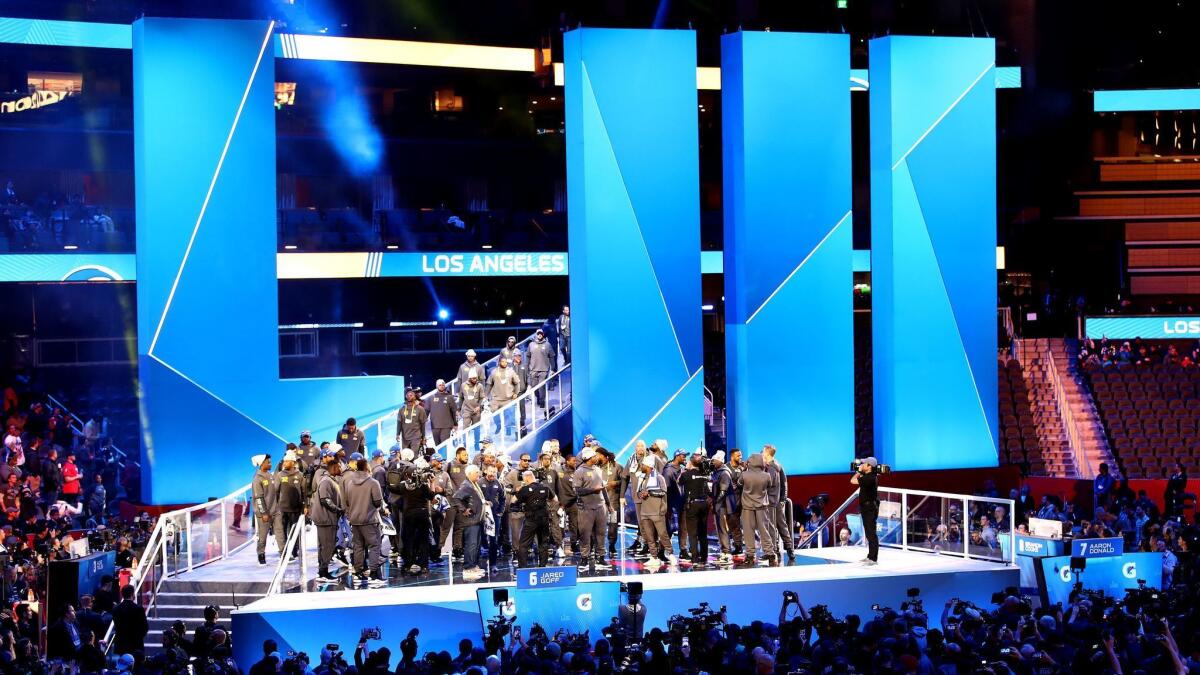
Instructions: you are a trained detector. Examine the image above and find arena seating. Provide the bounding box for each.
[1085,364,1200,478]
[998,357,1057,475]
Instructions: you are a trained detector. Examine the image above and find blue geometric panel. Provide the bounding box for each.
[134,18,402,503]
[721,32,854,473]
[869,36,998,470]
[564,28,703,458]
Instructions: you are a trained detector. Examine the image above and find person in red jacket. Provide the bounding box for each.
[61,451,81,501]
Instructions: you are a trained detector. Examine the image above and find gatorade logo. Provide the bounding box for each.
[501,600,517,617]
[1122,562,1137,579]
[1058,566,1072,583]
[576,593,593,611]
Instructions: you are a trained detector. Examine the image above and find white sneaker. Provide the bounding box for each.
[862,559,878,566]
[644,558,662,570]
[367,577,389,588]
[463,568,485,581]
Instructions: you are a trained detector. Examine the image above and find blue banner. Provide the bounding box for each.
[869,36,999,470]
[0,254,134,282]
[476,581,620,638]
[1085,315,1200,339]
[1071,537,1124,559]
[1015,534,1063,558]
[721,31,854,473]
[1039,552,1161,607]
[516,566,577,590]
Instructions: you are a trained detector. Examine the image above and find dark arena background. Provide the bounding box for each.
[0,0,1197,673]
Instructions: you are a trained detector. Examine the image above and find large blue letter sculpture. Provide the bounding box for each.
[134,18,402,502]
[869,36,998,470]
[564,28,704,458]
[721,32,854,472]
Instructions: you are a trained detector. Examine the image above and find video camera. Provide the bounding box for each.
[807,603,845,637]
[402,465,436,491]
[850,458,891,475]
[692,456,716,475]
[281,651,310,675]
[666,602,725,645]
[901,587,925,615]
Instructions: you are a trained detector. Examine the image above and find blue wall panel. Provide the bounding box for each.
[564,28,703,458]
[721,32,854,472]
[134,18,402,503]
[869,36,998,470]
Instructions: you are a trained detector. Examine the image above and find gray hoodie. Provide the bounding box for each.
[343,469,385,527]
[740,454,774,510]
[309,473,343,527]
[252,469,277,517]
[526,336,554,373]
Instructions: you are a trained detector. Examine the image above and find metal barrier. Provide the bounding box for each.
[46,393,138,468]
[1044,343,1090,478]
[799,485,1016,565]
[360,330,542,451]
[267,513,309,595]
[102,484,256,654]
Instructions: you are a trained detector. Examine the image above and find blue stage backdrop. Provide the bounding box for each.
[721,32,854,472]
[869,36,999,470]
[563,28,704,458]
[133,18,402,503]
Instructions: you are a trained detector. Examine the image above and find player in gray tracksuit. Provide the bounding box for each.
[634,456,671,561]
[458,373,485,428]
[570,448,609,567]
[525,329,555,413]
[310,460,345,580]
[739,453,777,566]
[343,456,387,585]
[762,444,795,560]
[252,454,277,566]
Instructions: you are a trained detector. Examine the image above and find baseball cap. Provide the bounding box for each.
[371,448,384,459]
[465,349,476,357]
[400,448,415,462]
[692,448,704,456]
[535,328,544,334]
[583,434,595,443]
[436,378,446,386]
[673,449,687,458]
[349,452,365,462]
[300,430,311,437]
[862,456,879,467]
[117,654,135,671]
[580,448,596,460]
[319,448,336,459]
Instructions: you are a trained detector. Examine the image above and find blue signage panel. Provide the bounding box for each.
[869,36,999,470]
[516,565,578,590]
[564,28,704,459]
[1085,315,1200,340]
[1094,88,1200,112]
[1071,537,1124,559]
[721,32,854,473]
[476,581,620,638]
[1039,553,1162,607]
[1015,534,1064,558]
[134,18,402,502]
[0,254,135,282]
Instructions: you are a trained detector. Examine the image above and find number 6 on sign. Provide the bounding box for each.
[528,571,538,586]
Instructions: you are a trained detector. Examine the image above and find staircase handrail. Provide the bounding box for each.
[1044,344,1090,478]
[102,483,255,654]
[796,485,1015,565]
[267,513,308,595]
[360,330,543,451]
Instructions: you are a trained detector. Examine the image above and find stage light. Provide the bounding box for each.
[284,244,298,250]
[63,244,78,250]
[386,244,398,249]
[438,308,450,321]
[505,308,513,316]
[481,244,493,249]
[701,304,714,311]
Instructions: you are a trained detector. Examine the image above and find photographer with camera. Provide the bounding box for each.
[851,456,888,566]
[397,456,435,575]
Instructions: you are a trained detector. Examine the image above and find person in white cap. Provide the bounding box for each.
[251,454,277,565]
[625,441,651,555]
[635,454,671,567]
[485,357,521,439]
[570,447,610,568]
[274,450,305,559]
[428,379,458,446]
[458,370,485,428]
[457,349,484,392]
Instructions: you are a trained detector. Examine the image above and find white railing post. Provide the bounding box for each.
[962,497,970,559]
[185,511,193,573]
[901,492,909,552]
[221,499,228,559]
[300,514,308,592]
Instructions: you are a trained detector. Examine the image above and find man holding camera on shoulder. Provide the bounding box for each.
[850,456,889,566]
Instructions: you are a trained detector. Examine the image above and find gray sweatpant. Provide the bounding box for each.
[317,525,338,574]
[639,513,671,557]
[578,504,607,559]
[772,502,794,553]
[352,523,382,576]
[741,507,775,558]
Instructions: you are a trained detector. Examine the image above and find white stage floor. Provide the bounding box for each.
[239,545,1014,612]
